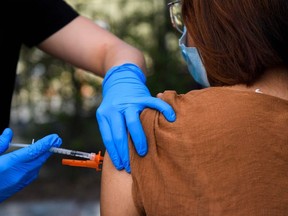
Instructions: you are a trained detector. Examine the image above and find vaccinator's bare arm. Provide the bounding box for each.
[38,16,146,77]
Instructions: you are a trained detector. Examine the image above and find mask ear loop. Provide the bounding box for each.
[62,151,104,171]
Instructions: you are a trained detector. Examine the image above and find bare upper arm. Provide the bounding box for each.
[37,16,112,76]
[100,151,140,216]
[37,16,146,77]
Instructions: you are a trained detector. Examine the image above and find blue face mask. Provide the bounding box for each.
[179,27,210,87]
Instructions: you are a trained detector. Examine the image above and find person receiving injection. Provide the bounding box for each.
[0,128,62,203]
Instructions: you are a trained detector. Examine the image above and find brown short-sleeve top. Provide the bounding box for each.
[130,87,288,216]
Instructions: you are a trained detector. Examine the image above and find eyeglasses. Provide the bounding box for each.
[168,0,184,34]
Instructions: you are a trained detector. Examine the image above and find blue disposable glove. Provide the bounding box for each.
[0,128,62,202]
[96,63,176,173]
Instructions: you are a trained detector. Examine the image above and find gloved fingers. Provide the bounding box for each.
[141,97,176,122]
[21,169,39,187]
[109,113,130,173]
[0,128,13,154]
[0,168,39,202]
[125,107,147,159]
[21,134,62,161]
[12,167,39,189]
[26,151,55,169]
[0,151,54,183]
[96,111,124,170]
[2,134,62,166]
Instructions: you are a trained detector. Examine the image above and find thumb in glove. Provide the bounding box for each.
[0,133,62,202]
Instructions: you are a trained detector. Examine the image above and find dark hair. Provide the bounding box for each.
[182,0,288,86]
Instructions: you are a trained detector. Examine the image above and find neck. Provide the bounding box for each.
[231,66,288,100]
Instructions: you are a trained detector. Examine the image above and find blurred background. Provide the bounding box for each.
[1,0,198,215]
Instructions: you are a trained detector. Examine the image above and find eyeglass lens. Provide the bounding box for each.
[169,1,184,33]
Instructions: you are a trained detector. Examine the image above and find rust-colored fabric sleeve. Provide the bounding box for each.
[130,87,288,216]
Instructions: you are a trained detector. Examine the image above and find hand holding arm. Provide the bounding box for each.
[96,63,176,173]
[0,128,62,202]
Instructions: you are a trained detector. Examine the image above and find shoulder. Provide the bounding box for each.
[140,87,288,136]
[156,87,288,116]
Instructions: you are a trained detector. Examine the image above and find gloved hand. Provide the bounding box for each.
[96,63,176,173]
[0,128,62,202]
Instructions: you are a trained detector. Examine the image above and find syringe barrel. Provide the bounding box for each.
[49,147,92,160]
[9,143,93,160]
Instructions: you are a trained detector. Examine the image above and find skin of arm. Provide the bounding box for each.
[38,16,147,77]
[100,151,140,216]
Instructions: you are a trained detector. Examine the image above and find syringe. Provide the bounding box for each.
[9,143,96,160]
